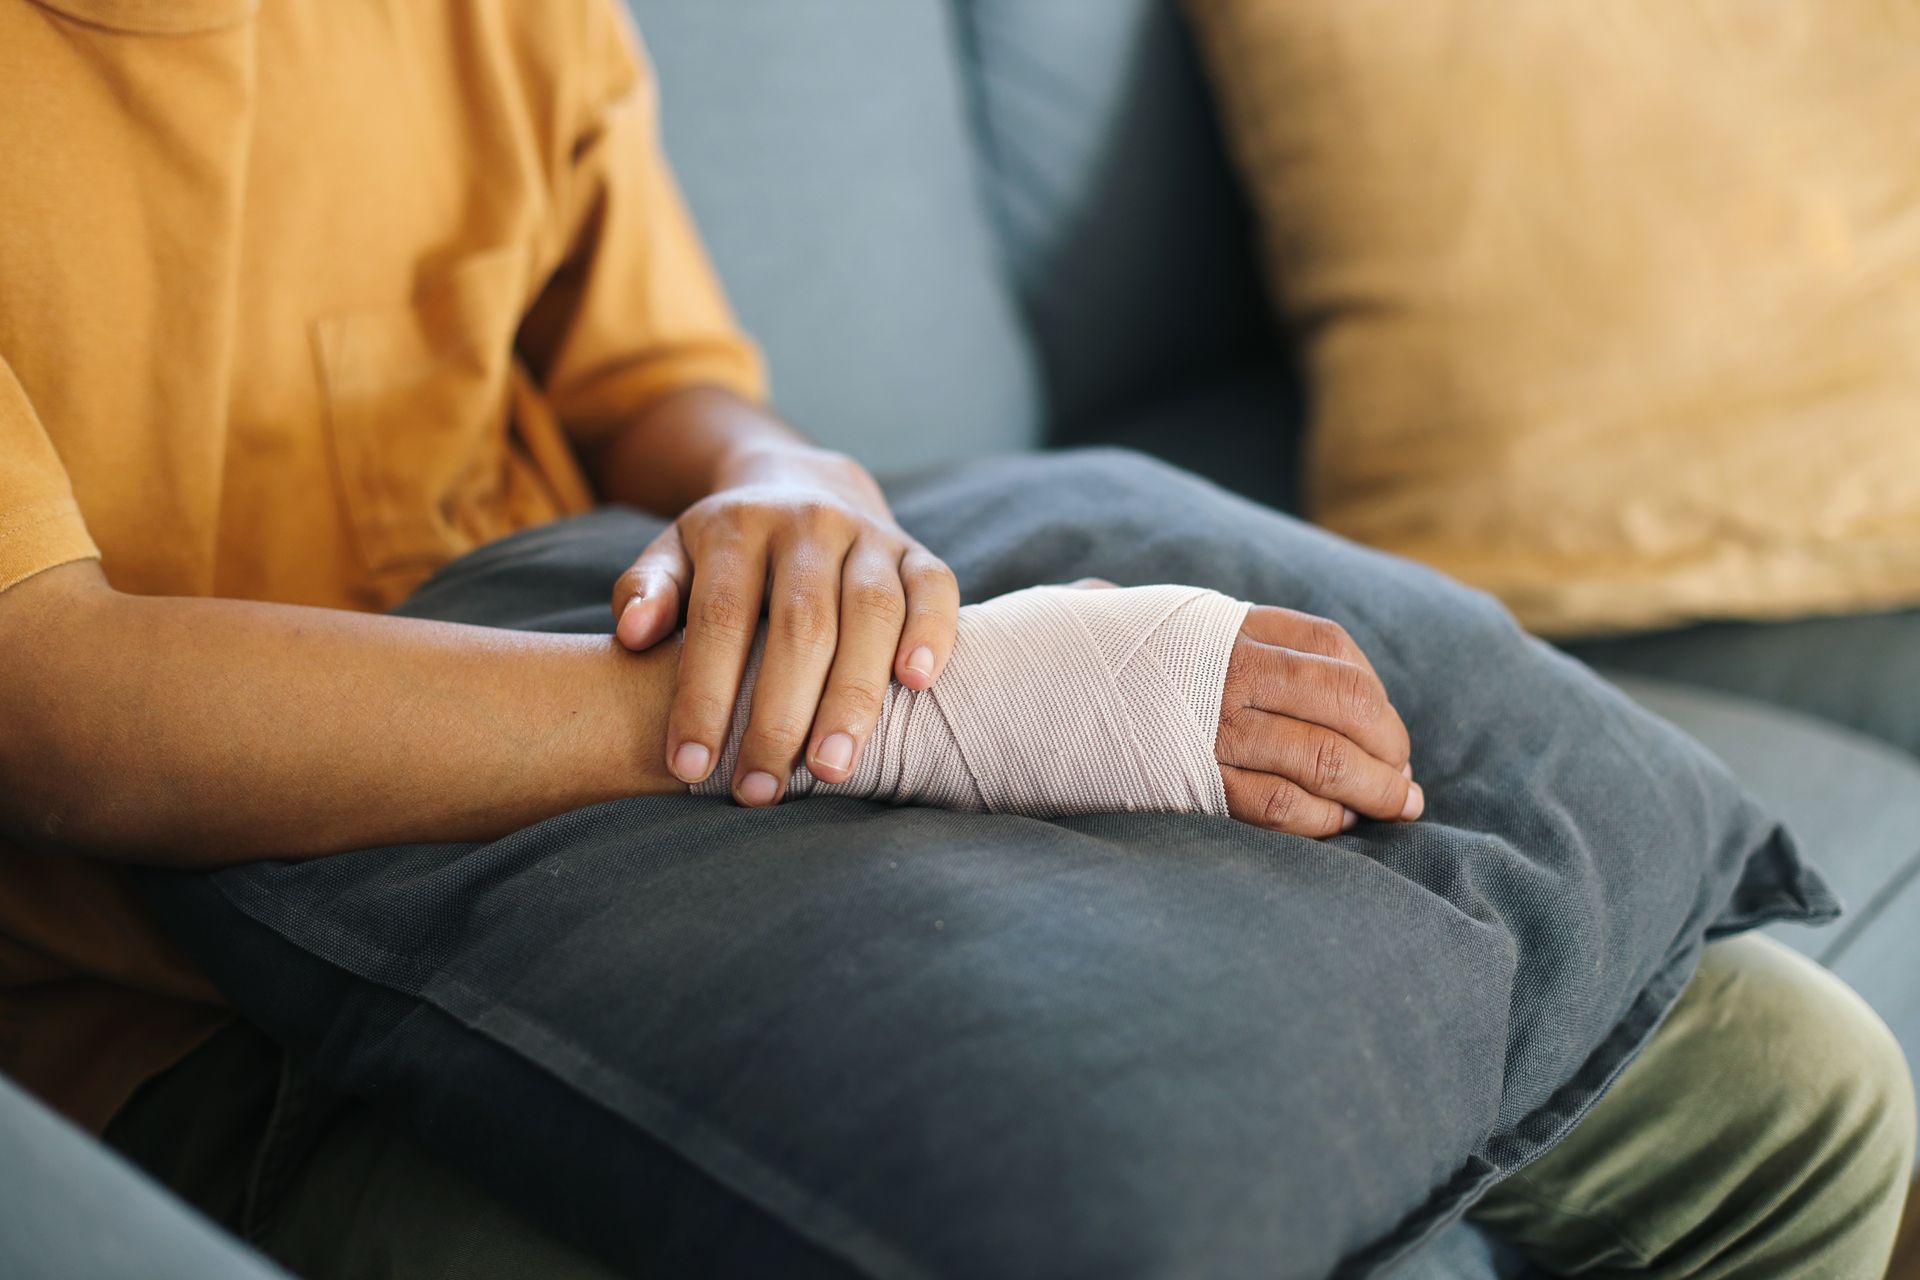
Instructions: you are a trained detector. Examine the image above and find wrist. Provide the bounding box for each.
[713,436,859,487]
[608,635,690,799]
[712,440,891,520]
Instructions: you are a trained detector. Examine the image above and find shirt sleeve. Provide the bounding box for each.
[521,0,769,453]
[0,355,100,595]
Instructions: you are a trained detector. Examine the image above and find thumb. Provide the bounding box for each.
[612,526,691,651]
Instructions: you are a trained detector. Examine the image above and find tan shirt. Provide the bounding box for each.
[0,0,763,1130]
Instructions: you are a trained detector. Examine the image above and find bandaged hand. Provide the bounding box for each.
[695,584,1423,837]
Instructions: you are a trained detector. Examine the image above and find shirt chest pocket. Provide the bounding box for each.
[313,244,532,582]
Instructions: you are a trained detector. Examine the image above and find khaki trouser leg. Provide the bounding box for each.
[1469,934,1916,1279]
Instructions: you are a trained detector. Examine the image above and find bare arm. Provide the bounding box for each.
[0,560,683,870]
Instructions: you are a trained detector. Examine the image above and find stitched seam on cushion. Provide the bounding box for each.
[211,831,1818,1280]
[209,862,934,1280]
[209,861,1775,1280]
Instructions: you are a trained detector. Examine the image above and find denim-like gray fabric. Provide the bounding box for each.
[142,452,1834,1279]
[626,0,1043,472]
[954,0,1272,434]
[0,1072,288,1280]
[1565,610,1920,759]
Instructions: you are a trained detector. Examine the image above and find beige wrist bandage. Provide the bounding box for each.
[693,585,1251,818]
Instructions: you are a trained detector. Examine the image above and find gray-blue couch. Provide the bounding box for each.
[4,2,1912,1277]
[629,1,1919,1275]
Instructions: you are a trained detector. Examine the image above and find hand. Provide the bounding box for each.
[610,442,959,805]
[1216,607,1423,836]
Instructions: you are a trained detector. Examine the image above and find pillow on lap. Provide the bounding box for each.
[141,451,1834,1278]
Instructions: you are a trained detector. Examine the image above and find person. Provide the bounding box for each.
[0,2,1908,1277]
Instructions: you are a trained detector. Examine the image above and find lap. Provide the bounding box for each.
[1470,933,1915,1279]
[115,936,1913,1280]
[107,1024,617,1280]
[258,1108,620,1280]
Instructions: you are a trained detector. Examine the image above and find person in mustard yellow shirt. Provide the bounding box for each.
[0,3,1911,1278]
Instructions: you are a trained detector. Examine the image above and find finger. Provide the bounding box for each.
[894,547,960,691]
[1217,706,1424,822]
[612,526,691,651]
[1063,577,1118,591]
[732,541,845,805]
[1221,764,1356,838]
[1240,606,1383,681]
[665,537,765,786]
[1230,640,1412,769]
[805,540,908,784]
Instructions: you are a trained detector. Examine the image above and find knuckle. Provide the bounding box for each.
[905,556,958,592]
[1259,781,1302,830]
[674,688,738,736]
[1337,665,1382,727]
[1307,617,1350,656]
[828,671,892,721]
[1223,637,1254,699]
[1214,704,1249,758]
[743,712,813,756]
[794,499,847,538]
[695,588,756,638]
[844,577,906,625]
[1310,735,1350,793]
[775,593,836,650]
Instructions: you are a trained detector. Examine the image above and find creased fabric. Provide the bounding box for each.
[141,451,1835,1279]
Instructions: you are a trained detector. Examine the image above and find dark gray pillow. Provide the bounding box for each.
[142,451,1834,1279]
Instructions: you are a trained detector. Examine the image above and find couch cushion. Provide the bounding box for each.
[0,1073,288,1280]
[956,0,1271,435]
[1567,608,1920,760]
[1073,363,1305,514]
[1604,673,1920,1105]
[628,0,1043,472]
[144,452,1833,1279]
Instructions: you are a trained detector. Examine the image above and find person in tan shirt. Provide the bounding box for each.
[1,3,1910,1278]
[0,0,962,1132]
[0,0,780,1134]
[2,0,1439,1144]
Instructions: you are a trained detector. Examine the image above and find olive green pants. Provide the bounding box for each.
[110,935,1914,1279]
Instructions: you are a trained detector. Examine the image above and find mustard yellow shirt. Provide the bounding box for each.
[0,0,763,1130]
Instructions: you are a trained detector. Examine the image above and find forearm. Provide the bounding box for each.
[0,563,683,869]
[585,383,810,515]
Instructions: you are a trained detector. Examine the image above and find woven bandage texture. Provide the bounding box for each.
[694,585,1252,817]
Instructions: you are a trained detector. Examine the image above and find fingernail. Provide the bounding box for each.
[671,742,711,783]
[814,732,855,773]
[1401,761,1413,779]
[617,596,646,642]
[905,646,935,679]
[737,771,780,806]
[1401,783,1425,822]
[1341,808,1360,832]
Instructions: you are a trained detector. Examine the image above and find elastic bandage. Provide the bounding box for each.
[694,585,1251,818]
